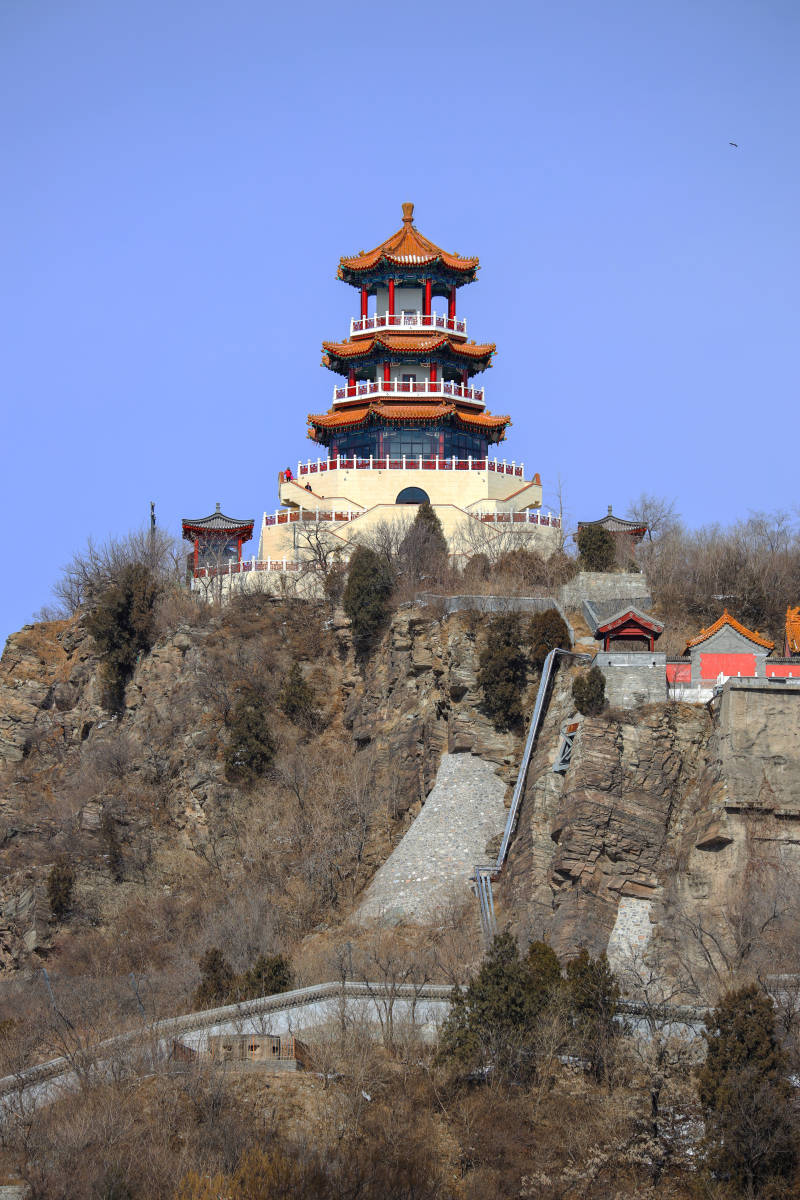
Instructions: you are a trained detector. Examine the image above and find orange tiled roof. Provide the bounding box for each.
[683,609,775,653]
[307,401,510,432]
[787,606,800,654]
[322,333,495,361]
[338,203,479,277]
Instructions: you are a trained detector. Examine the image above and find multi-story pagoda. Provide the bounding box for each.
[255,203,560,571]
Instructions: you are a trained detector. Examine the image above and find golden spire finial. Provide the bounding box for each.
[402,201,414,224]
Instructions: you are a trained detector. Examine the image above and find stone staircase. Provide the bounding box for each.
[357,752,507,924]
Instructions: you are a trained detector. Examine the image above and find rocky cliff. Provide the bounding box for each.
[500,666,800,989]
[3,599,800,995]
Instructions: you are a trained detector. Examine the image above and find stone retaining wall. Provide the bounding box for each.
[594,652,667,709]
[558,572,651,609]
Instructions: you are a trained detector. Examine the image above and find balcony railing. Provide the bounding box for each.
[290,456,524,478]
[194,558,303,579]
[332,379,484,404]
[263,507,360,526]
[474,510,561,527]
[350,311,467,337]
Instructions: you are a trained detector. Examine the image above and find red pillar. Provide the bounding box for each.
[461,369,468,386]
[429,362,438,383]
[193,538,199,571]
[360,287,368,318]
[424,278,432,318]
[237,536,242,563]
[449,286,456,319]
[383,360,391,384]
[348,367,356,391]
[388,279,395,316]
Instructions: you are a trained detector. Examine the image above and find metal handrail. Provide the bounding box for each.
[475,647,591,941]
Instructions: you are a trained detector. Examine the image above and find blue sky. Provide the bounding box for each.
[2,0,799,646]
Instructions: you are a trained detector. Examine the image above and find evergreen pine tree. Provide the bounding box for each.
[698,984,795,1192]
[528,608,571,669]
[194,948,236,1009]
[440,931,563,1082]
[225,689,276,782]
[240,953,293,1000]
[565,949,620,1081]
[399,500,449,584]
[477,612,528,729]
[576,524,616,571]
[572,665,606,715]
[342,545,394,653]
[277,662,318,729]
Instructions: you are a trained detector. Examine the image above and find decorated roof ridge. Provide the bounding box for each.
[786,605,800,654]
[306,401,511,432]
[338,203,480,277]
[182,502,255,532]
[684,609,775,652]
[321,333,496,360]
[577,504,648,533]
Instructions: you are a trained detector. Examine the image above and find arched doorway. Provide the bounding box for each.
[395,486,430,504]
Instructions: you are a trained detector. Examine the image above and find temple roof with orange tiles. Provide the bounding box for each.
[322,332,495,371]
[307,401,510,443]
[786,606,800,655]
[683,610,775,653]
[337,203,480,287]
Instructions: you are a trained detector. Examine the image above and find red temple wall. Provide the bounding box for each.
[766,663,800,678]
[699,652,756,679]
[666,662,690,683]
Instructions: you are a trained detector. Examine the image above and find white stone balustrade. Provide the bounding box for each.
[349,311,467,337]
[332,379,484,404]
[292,456,524,478]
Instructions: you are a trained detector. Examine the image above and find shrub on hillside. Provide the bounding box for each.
[86,562,160,712]
[572,665,605,715]
[528,609,571,669]
[342,545,394,653]
[240,953,293,1000]
[225,689,276,782]
[565,948,619,1082]
[576,524,615,572]
[461,553,490,587]
[495,548,547,588]
[193,949,293,1010]
[278,662,319,730]
[698,984,796,1193]
[193,948,237,1010]
[477,612,528,729]
[47,859,75,921]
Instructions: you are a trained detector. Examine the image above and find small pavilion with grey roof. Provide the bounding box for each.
[584,597,664,652]
[182,504,254,574]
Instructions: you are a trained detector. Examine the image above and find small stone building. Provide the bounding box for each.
[205,1033,308,1071]
[683,610,774,686]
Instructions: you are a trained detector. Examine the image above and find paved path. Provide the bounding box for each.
[357,752,508,923]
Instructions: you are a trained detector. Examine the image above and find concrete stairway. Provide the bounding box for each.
[357,752,507,924]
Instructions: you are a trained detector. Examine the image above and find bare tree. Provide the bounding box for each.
[48,527,182,615]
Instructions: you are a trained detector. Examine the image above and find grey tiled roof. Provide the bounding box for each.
[583,597,663,636]
[182,503,254,536]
